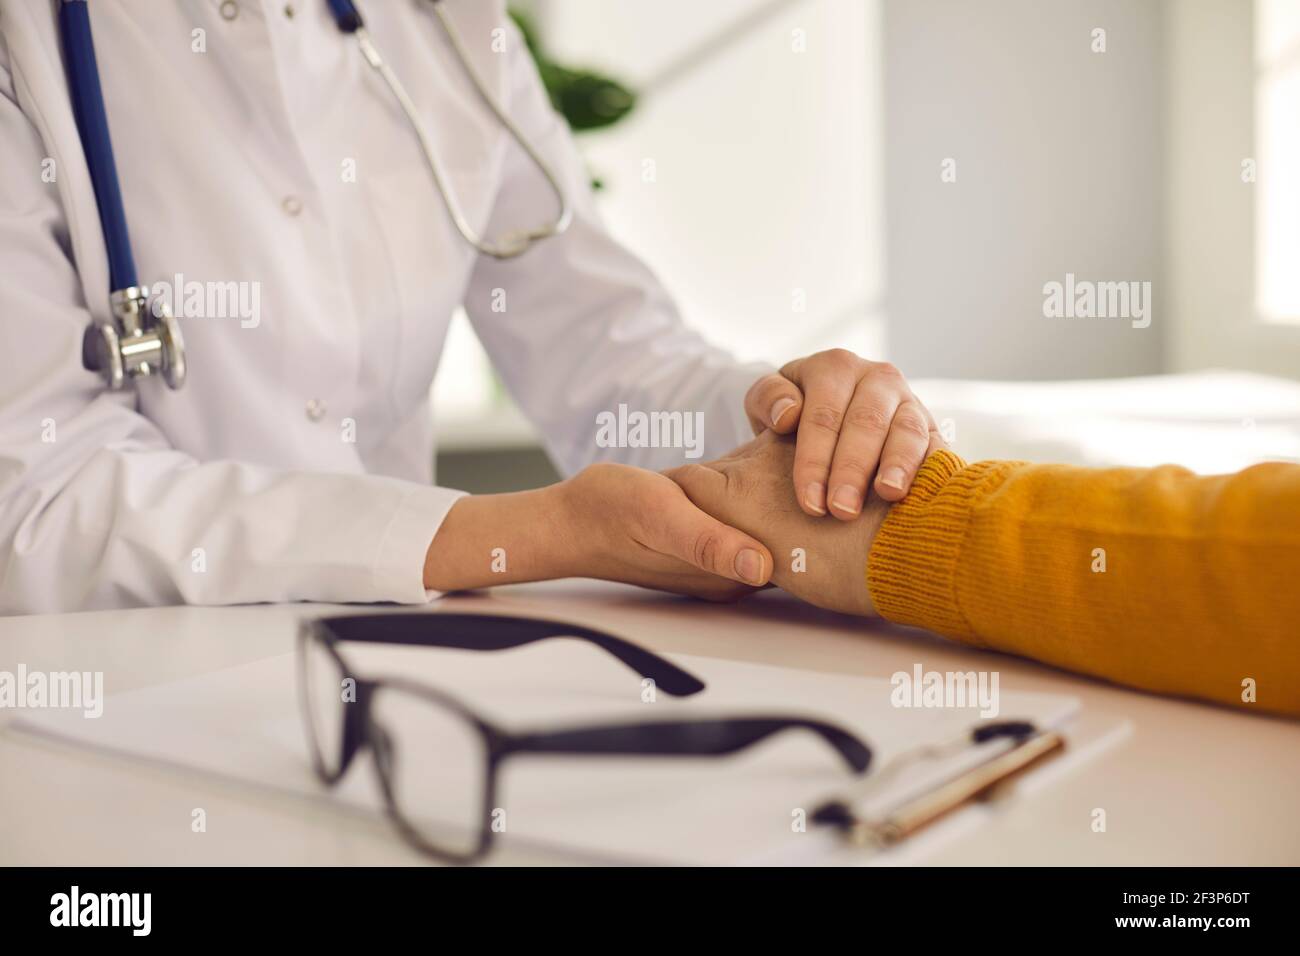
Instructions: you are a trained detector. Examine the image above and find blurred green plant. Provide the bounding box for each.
[510,7,637,133]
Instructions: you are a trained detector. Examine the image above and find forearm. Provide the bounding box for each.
[868,451,1300,715]
[422,484,582,590]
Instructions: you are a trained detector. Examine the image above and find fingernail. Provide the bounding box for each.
[734,548,765,585]
[878,467,906,491]
[769,397,797,428]
[804,482,827,514]
[831,484,861,515]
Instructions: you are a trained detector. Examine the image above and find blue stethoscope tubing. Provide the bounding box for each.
[58,0,570,393]
[59,0,136,294]
[326,0,365,33]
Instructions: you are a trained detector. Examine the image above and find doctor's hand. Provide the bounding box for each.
[423,463,774,600]
[744,350,944,519]
[665,430,890,616]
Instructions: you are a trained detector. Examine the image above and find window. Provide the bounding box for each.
[1256,0,1300,324]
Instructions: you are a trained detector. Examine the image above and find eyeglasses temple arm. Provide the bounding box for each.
[310,614,707,697]
[502,717,871,774]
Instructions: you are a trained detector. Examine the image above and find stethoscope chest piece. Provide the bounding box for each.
[82,286,187,391]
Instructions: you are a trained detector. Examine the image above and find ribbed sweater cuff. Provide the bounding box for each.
[866,450,1019,644]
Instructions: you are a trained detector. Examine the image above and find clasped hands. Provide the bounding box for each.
[423,350,943,605]
[558,351,944,614]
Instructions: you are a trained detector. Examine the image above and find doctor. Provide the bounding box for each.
[0,0,941,614]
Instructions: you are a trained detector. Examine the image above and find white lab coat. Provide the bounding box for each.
[0,0,766,614]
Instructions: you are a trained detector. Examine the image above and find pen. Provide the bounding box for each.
[813,722,1066,847]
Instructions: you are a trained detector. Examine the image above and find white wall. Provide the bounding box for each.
[883,0,1167,380]
[540,0,885,365]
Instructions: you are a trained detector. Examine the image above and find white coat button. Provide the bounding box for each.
[282,196,304,217]
[219,1,239,21]
[305,399,326,422]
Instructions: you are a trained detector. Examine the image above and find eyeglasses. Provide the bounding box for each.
[297,612,872,864]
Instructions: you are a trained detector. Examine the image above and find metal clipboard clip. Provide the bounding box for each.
[811,720,1066,848]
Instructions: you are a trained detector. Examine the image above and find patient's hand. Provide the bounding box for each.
[665,431,889,616]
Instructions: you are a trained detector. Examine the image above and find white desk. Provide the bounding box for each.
[2,580,1297,865]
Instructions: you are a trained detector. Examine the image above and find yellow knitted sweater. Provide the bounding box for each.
[866,451,1300,717]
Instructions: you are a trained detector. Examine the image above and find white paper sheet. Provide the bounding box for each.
[10,641,1096,864]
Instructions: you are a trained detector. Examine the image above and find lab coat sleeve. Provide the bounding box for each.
[0,56,461,614]
[463,18,773,475]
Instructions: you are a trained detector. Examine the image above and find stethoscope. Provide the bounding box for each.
[59,0,572,392]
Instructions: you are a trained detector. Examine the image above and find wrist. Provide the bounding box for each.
[857,497,891,616]
[549,467,617,580]
[540,476,591,580]
[864,449,973,632]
